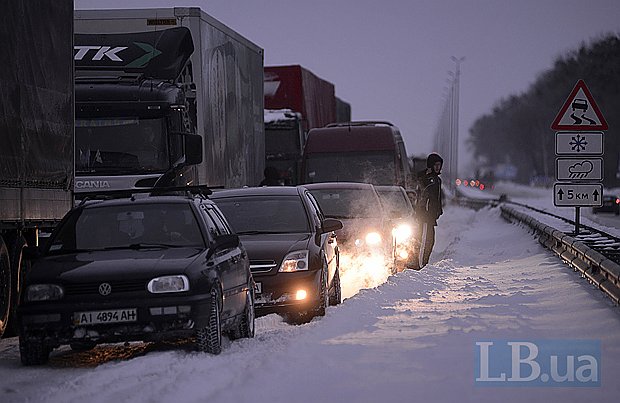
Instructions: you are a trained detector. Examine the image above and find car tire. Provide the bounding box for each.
[329,268,342,306]
[195,288,222,355]
[70,341,97,351]
[230,285,255,340]
[315,268,328,317]
[19,333,50,366]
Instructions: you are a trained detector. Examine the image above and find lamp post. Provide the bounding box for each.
[450,56,465,193]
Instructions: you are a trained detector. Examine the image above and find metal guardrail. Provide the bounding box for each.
[453,195,620,305]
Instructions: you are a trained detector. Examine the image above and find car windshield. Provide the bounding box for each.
[214,196,310,234]
[377,189,412,218]
[308,188,383,219]
[47,203,204,253]
[75,117,169,174]
[304,152,395,184]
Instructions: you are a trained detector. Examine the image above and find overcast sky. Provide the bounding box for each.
[75,0,620,174]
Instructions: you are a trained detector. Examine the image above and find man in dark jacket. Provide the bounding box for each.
[408,153,443,270]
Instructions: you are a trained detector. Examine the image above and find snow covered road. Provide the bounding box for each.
[2,204,620,403]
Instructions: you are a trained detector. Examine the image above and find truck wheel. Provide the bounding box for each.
[329,268,342,306]
[5,235,28,337]
[0,238,11,338]
[195,289,222,355]
[19,333,50,366]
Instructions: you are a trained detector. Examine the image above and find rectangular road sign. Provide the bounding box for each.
[556,131,603,155]
[553,183,603,207]
[555,157,603,182]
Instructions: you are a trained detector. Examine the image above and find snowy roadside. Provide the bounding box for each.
[2,204,620,403]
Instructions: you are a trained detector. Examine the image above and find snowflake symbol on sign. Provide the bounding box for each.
[569,134,588,152]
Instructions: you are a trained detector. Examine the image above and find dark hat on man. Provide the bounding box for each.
[426,153,443,168]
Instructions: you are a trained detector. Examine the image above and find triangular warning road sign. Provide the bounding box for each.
[551,79,608,131]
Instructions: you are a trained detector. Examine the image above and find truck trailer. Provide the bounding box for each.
[263,65,337,185]
[74,7,264,192]
[0,0,74,337]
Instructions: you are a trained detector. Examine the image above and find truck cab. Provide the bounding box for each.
[74,27,202,194]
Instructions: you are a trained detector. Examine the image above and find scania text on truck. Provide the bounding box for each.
[0,0,74,337]
[74,7,264,193]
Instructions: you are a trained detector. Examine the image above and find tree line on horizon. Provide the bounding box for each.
[467,34,620,187]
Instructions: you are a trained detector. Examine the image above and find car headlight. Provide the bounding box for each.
[279,250,309,272]
[392,224,413,243]
[365,232,382,246]
[147,275,190,293]
[26,284,64,301]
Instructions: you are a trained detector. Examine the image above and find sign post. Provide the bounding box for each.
[552,80,607,235]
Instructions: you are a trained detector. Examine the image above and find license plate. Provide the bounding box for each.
[254,282,262,294]
[74,308,137,325]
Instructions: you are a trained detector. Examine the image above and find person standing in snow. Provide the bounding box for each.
[407,153,443,270]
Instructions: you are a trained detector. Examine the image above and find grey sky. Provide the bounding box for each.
[75,0,620,174]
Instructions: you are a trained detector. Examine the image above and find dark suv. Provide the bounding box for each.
[18,191,254,365]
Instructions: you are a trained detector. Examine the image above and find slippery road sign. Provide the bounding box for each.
[553,183,603,207]
[551,80,608,131]
[555,158,603,182]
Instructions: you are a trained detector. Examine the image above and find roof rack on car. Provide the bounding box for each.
[77,185,213,206]
[325,121,394,128]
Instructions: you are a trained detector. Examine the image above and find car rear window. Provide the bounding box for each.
[308,189,383,219]
[214,196,310,234]
[48,203,204,252]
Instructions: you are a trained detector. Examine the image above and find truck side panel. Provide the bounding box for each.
[194,12,264,188]
[0,1,74,224]
[264,65,336,131]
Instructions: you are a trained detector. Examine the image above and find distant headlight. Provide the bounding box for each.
[148,275,190,293]
[392,224,413,243]
[279,250,309,272]
[26,284,64,301]
[365,232,382,246]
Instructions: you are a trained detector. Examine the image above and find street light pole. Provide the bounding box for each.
[451,56,465,193]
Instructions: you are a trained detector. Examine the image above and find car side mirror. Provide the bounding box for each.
[321,218,343,234]
[206,234,240,261]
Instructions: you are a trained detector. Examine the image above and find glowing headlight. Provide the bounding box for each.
[147,275,190,293]
[279,250,309,272]
[365,232,382,246]
[392,224,413,243]
[26,284,64,301]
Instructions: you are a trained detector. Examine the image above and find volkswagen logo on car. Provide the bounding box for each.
[98,283,112,296]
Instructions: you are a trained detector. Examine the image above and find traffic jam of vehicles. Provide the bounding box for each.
[0,4,423,366]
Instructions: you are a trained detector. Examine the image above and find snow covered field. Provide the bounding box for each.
[2,202,620,403]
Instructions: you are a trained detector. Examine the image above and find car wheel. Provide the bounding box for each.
[315,268,328,317]
[195,288,222,355]
[329,268,342,306]
[230,285,255,340]
[70,341,97,351]
[19,333,50,366]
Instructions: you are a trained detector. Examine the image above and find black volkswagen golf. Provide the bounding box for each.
[18,193,254,365]
[211,187,342,322]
